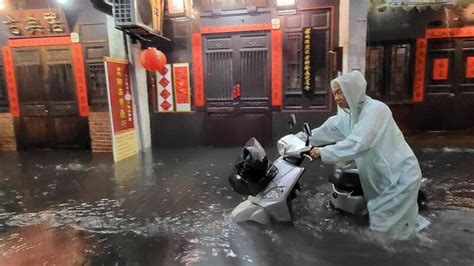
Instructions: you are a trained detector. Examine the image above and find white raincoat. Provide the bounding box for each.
[309,71,429,239]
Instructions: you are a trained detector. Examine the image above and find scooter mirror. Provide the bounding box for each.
[303,123,311,146]
[303,123,311,136]
[288,114,296,132]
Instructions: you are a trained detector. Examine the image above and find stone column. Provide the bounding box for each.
[103,15,152,152]
[127,40,152,151]
[339,0,369,74]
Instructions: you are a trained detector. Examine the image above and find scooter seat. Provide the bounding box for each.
[328,170,364,196]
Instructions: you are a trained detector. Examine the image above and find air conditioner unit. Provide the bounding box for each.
[113,0,165,36]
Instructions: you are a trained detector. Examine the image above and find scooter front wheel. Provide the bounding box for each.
[287,182,301,202]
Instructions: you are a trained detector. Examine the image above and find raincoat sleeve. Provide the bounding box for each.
[319,105,388,164]
[294,115,346,146]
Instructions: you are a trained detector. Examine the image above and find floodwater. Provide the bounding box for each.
[0,141,473,265]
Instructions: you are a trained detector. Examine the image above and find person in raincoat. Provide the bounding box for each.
[305,70,429,239]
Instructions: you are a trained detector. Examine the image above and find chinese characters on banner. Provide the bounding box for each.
[105,58,138,162]
[173,63,192,112]
[302,27,316,92]
[2,8,69,38]
[432,58,449,80]
[466,57,474,78]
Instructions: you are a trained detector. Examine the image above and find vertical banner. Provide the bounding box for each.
[271,28,282,106]
[156,64,174,112]
[105,58,138,162]
[466,56,474,78]
[71,43,89,116]
[302,27,316,93]
[173,63,192,112]
[192,33,205,107]
[2,47,19,117]
[413,38,427,103]
[432,58,449,80]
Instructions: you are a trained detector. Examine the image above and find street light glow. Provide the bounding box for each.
[0,0,6,10]
[56,0,68,4]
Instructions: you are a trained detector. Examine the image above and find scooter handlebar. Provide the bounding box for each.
[283,146,314,161]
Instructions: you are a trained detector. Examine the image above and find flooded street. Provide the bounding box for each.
[0,138,473,265]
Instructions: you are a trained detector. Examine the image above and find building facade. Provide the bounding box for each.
[367,2,474,132]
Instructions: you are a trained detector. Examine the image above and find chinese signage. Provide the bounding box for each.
[105,58,138,162]
[466,57,474,79]
[173,63,192,112]
[2,8,69,38]
[432,58,449,80]
[302,27,316,92]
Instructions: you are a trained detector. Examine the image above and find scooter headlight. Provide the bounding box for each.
[277,140,287,156]
[263,187,285,199]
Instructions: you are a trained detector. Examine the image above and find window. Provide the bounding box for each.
[282,10,332,110]
[366,42,413,102]
[0,61,8,110]
[87,62,108,106]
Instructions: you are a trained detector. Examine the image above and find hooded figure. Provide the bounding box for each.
[305,70,429,239]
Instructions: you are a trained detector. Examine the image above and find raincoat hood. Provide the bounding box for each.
[330,70,368,123]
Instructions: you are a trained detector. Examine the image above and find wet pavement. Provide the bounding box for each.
[0,136,473,265]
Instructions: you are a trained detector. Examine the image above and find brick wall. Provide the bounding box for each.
[88,111,113,152]
[0,113,17,151]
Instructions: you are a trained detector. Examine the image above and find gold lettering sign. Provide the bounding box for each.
[3,15,21,35]
[2,7,69,38]
[303,27,312,91]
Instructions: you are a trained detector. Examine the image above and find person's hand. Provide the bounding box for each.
[310,147,320,159]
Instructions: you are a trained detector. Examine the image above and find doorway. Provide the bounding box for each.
[13,46,89,149]
[203,32,271,146]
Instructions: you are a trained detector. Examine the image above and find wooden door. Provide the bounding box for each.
[15,48,49,148]
[421,38,474,130]
[13,46,88,149]
[203,32,271,147]
[282,9,333,110]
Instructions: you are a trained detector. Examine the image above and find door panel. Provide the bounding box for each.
[203,32,271,147]
[21,117,49,148]
[282,9,332,110]
[14,48,49,148]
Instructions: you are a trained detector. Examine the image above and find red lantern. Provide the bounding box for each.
[139,48,167,72]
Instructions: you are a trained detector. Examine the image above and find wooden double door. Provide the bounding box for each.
[203,32,272,147]
[13,46,89,149]
[419,37,474,130]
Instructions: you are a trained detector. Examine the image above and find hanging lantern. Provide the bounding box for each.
[167,0,194,21]
[276,0,297,14]
[139,47,167,72]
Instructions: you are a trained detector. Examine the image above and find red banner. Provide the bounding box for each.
[2,47,19,117]
[173,65,190,104]
[105,59,134,133]
[192,33,204,107]
[432,58,449,80]
[466,57,474,79]
[413,38,427,103]
[71,43,89,116]
[271,28,282,106]
[173,63,191,112]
